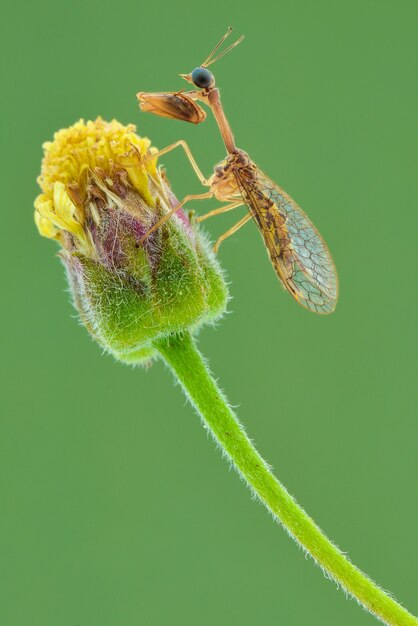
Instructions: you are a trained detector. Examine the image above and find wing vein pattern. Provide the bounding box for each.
[234,167,338,314]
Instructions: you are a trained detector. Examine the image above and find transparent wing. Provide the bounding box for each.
[234,168,338,314]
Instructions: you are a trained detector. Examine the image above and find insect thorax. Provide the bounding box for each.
[210,149,253,201]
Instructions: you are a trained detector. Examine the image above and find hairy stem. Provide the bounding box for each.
[154,331,417,626]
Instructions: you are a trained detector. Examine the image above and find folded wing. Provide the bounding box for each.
[234,168,338,314]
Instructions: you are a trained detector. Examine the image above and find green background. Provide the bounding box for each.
[1,0,417,624]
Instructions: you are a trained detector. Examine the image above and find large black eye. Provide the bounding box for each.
[191,67,214,88]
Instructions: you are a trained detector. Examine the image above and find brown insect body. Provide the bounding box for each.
[137,28,338,313]
[209,153,300,299]
[209,149,251,201]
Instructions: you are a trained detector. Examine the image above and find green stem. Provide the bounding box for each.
[154,332,417,626]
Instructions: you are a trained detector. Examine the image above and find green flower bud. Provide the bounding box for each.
[34,118,228,364]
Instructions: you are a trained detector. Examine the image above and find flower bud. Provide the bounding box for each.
[34,118,228,364]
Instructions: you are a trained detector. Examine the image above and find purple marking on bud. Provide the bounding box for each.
[164,184,195,243]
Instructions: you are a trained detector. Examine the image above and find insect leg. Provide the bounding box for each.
[140,191,213,243]
[196,200,244,223]
[213,213,252,253]
[140,140,210,186]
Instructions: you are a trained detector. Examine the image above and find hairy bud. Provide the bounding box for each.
[34,118,228,364]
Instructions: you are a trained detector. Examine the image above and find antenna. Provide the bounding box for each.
[202,27,244,68]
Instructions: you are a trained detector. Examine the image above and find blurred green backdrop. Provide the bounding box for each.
[1,0,417,624]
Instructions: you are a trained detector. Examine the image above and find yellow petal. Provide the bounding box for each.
[52,182,88,245]
[34,207,59,239]
[35,118,160,245]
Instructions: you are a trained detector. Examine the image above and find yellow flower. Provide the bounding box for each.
[34,118,158,250]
